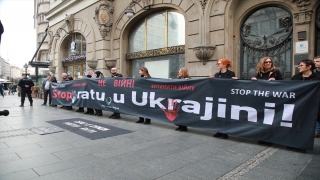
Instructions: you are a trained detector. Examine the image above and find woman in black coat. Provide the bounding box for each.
[210,58,237,139]
[251,57,283,81]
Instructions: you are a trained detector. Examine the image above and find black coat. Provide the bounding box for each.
[214,70,235,78]
[255,70,283,80]
[111,73,123,78]
[291,72,320,123]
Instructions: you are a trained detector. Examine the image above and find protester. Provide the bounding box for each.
[94,71,103,116]
[84,74,95,115]
[0,82,4,97]
[41,74,52,106]
[292,59,320,142]
[172,67,190,131]
[50,76,58,107]
[76,76,85,112]
[136,67,152,124]
[60,73,72,110]
[109,68,123,119]
[210,58,237,139]
[314,56,320,138]
[18,74,34,107]
[251,57,283,81]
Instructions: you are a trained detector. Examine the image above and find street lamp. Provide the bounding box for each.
[23,63,28,76]
[54,27,71,40]
[125,0,151,19]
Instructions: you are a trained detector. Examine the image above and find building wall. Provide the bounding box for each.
[44,0,320,81]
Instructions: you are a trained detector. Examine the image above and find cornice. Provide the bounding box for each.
[45,0,79,20]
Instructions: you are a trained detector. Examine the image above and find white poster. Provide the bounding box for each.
[295,41,308,54]
[145,60,169,79]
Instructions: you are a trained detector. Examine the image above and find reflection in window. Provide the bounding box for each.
[65,33,86,56]
[129,10,185,53]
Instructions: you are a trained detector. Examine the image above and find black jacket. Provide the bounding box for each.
[111,73,123,77]
[18,78,34,90]
[291,72,320,81]
[214,70,235,78]
[255,70,283,80]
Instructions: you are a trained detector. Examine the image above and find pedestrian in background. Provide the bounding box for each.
[18,74,34,107]
[0,82,4,97]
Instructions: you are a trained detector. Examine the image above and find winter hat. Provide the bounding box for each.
[95,71,102,78]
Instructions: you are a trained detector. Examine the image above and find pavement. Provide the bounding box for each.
[0,92,319,180]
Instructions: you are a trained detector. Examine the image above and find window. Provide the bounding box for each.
[240,7,293,79]
[65,33,86,56]
[38,14,46,23]
[37,33,46,43]
[129,10,185,53]
[40,51,49,62]
[128,10,186,78]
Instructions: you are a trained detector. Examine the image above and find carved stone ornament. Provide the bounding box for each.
[94,0,114,39]
[291,0,311,8]
[87,59,98,69]
[64,14,75,32]
[199,0,207,12]
[293,9,313,24]
[105,58,117,70]
[48,66,57,74]
[193,45,216,65]
[47,30,54,53]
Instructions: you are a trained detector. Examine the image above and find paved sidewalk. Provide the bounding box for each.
[0,94,319,180]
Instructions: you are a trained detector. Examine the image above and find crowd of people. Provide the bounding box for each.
[14,56,320,152]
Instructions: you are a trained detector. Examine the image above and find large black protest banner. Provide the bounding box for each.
[51,78,320,150]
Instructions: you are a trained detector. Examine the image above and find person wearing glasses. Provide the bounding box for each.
[290,59,320,153]
[210,58,237,139]
[251,57,283,81]
[136,67,152,124]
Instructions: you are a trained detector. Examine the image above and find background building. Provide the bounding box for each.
[35,0,320,81]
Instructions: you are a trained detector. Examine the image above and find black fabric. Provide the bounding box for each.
[214,70,236,78]
[21,89,32,104]
[43,89,51,104]
[255,70,283,80]
[51,78,320,150]
[291,72,320,81]
[18,78,34,91]
[112,73,123,77]
[47,118,132,140]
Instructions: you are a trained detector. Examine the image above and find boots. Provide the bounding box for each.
[95,110,102,116]
[136,117,144,123]
[30,100,33,106]
[144,118,151,124]
[19,103,24,107]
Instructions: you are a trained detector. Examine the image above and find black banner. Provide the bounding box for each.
[51,78,320,150]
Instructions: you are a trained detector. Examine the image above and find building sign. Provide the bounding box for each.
[295,41,308,53]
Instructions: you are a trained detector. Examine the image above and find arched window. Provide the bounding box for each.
[128,10,185,78]
[240,7,293,79]
[315,6,320,56]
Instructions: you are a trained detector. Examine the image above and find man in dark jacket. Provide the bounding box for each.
[109,68,123,119]
[18,74,34,107]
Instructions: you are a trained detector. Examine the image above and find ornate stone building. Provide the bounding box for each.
[34,0,320,81]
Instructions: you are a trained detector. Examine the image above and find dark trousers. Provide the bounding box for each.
[43,89,51,105]
[0,90,3,97]
[21,89,32,104]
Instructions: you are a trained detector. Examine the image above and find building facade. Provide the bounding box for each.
[36,0,320,81]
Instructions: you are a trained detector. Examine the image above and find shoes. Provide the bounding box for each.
[258,140,273,146]
[109,114,115,118]
[19,104,24,107]
[175,127,181,131]
[30,103,33,106]
[51,104,57,107]
[41,104,46,106]
[136,119,144,123]
[144,119,151,124]
[76,109,84,112]
[84,111,90,114]
[89,112,94,115]
[60,106,65,109]
[65,107,72,110]
[179,126,188,131]
[222,134,229,139]
[315,132,320,138]
[213,132,223,137]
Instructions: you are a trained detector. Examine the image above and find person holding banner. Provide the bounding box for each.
[109,68,123,119]
[84,74,94,115]
[251,57,283,81]
[136,67,152,124]
[173,67,190,132]
[314,56,320,138]
[210,58,236,139]
[94,71,104,116]
[291,59,320,141]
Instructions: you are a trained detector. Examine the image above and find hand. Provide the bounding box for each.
[232,77,238,80]
[209,76,214,79]
[268,78,275,81]
[25,85,29,87]
[251,77,257,81]
[185,78,189,80]
[169,78,172,80]
[162,99,180,121]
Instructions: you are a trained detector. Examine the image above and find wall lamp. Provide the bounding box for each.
[54,27,71,40]
[125,0,151,18]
